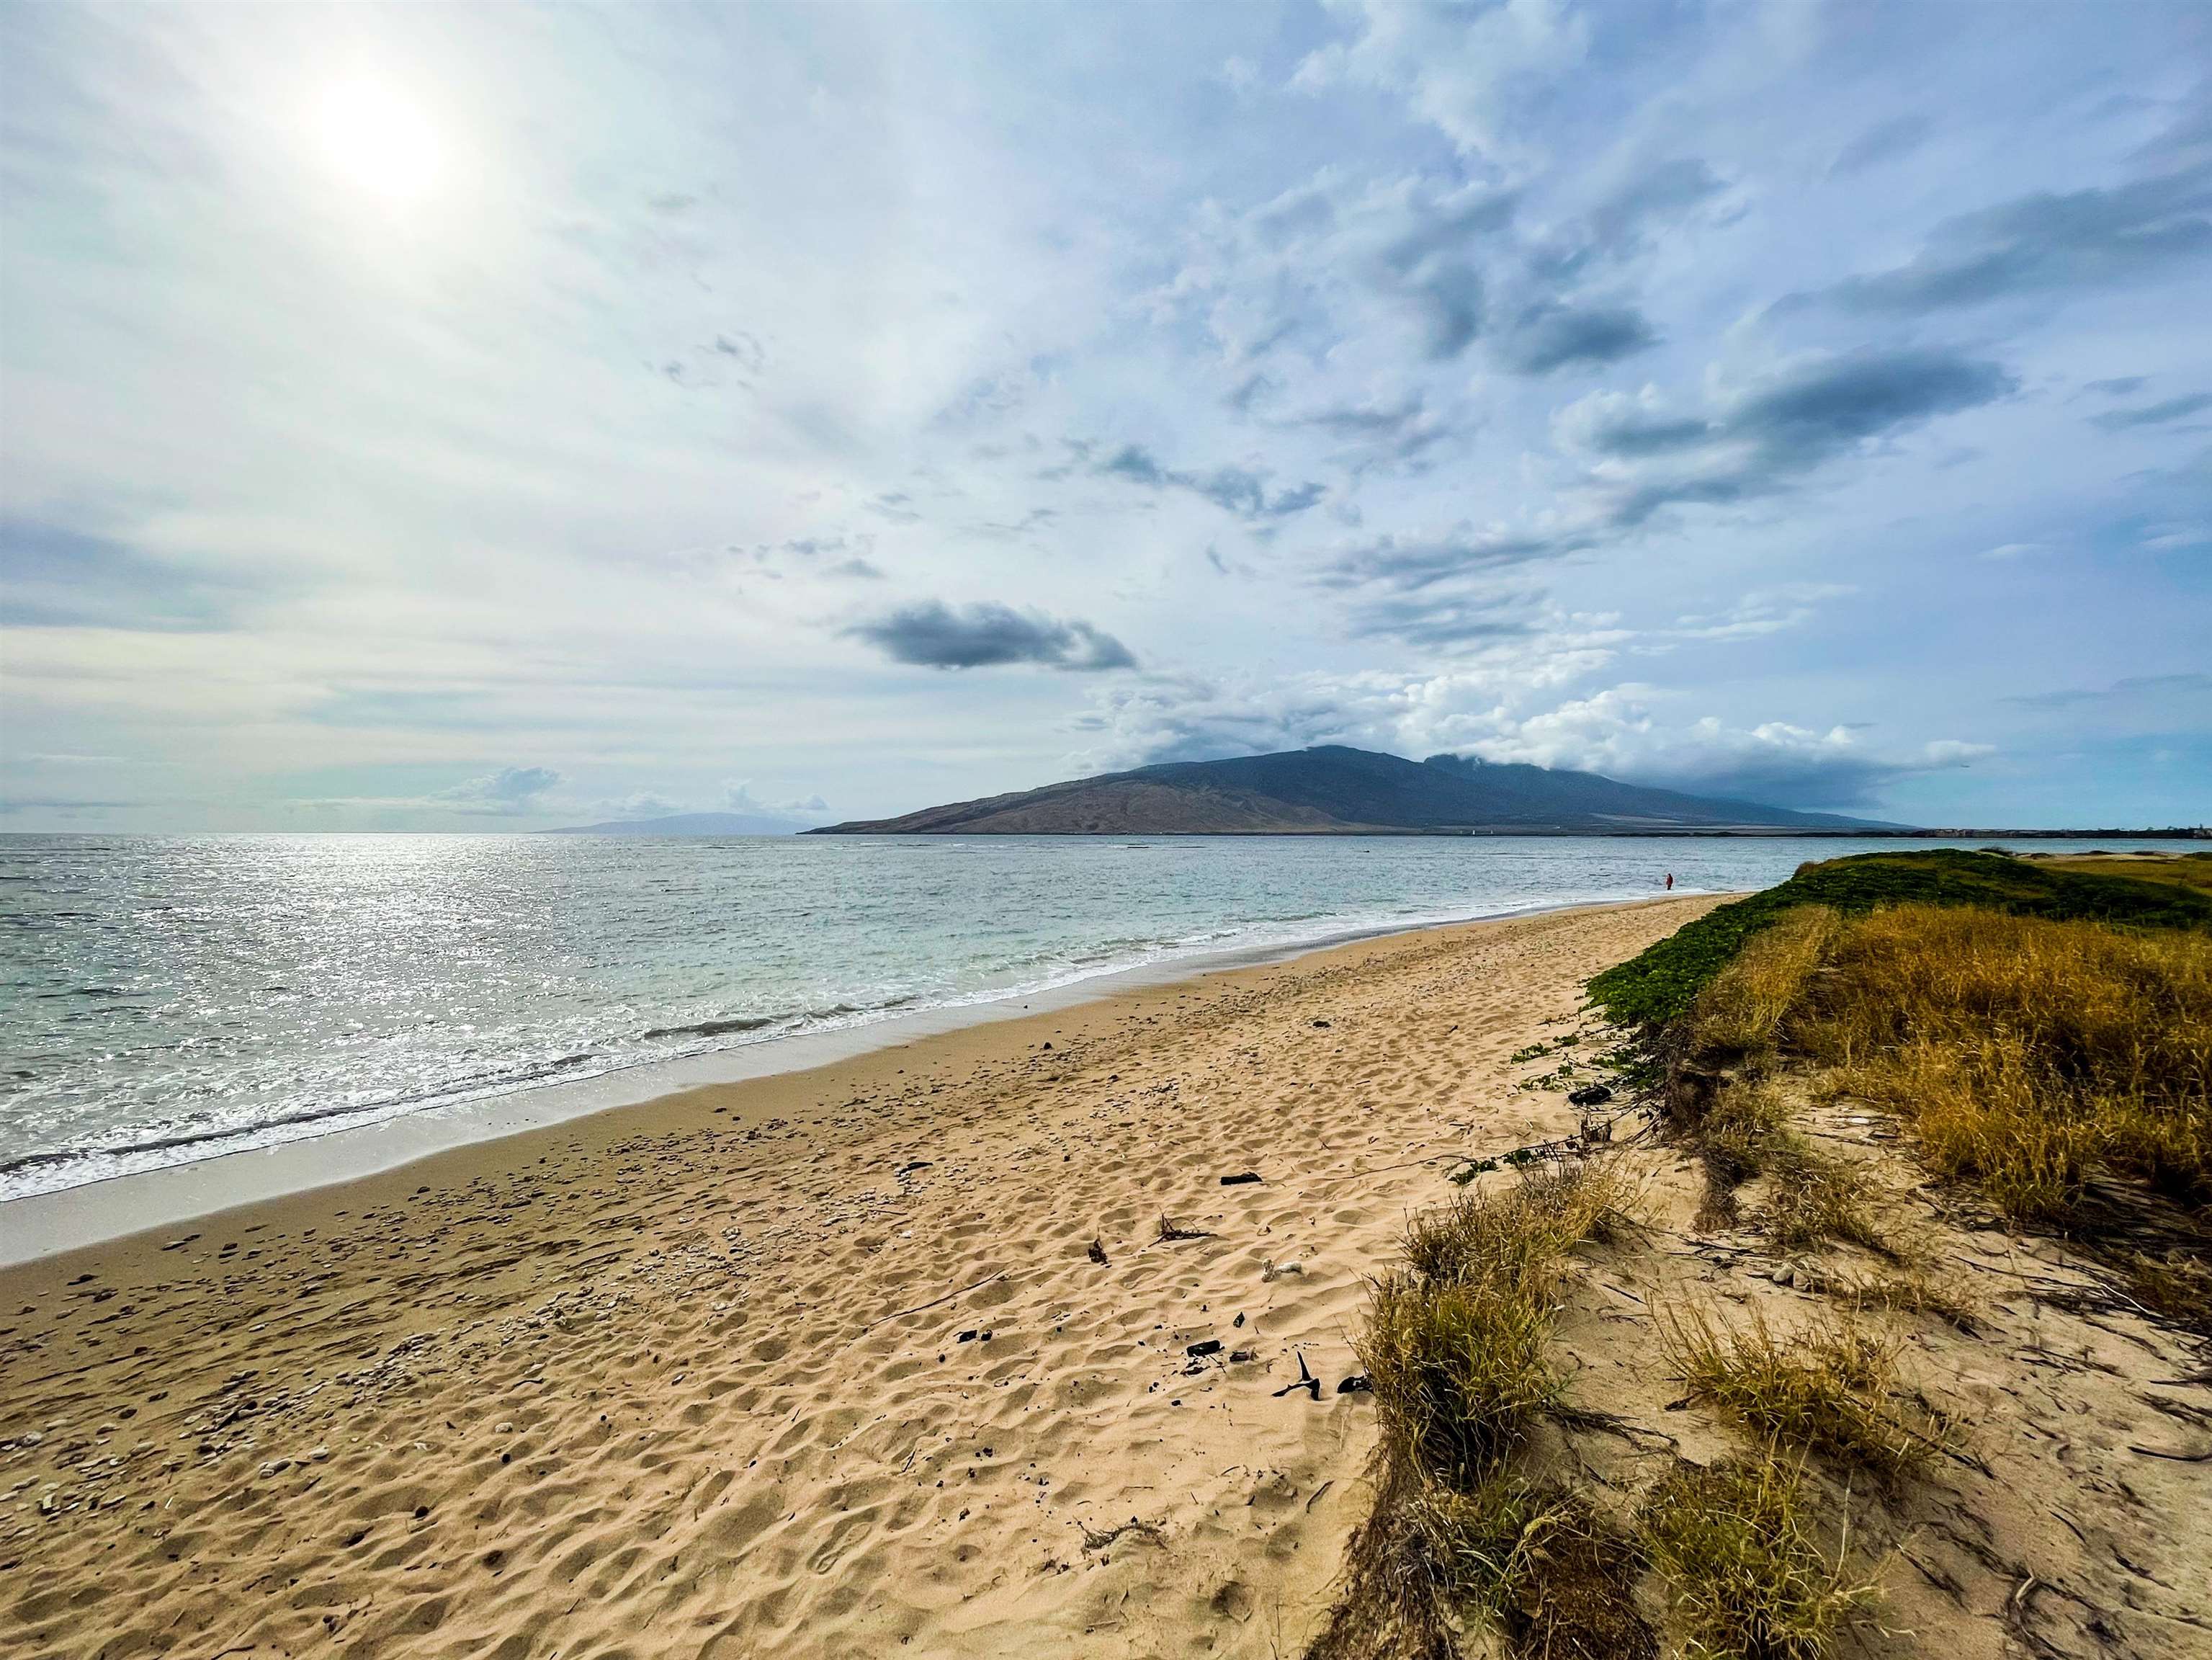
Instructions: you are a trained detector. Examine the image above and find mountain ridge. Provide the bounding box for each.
[808,746,1899,836]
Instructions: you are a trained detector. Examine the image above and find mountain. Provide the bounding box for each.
[808,746,1899,836]
[546,811,806,836]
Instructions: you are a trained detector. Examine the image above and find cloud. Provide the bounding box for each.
[1667,584,1853,642]
[2089,392,2212,432]
[1294,0,1590,169]
[1829,112,1933,177]
[725,780,830,817]
[1343,589,1544,647]
[756,534,885,579]
[1,518,265,631]
[1490,300,1657,374]
[1096,443,1327,520]
[848,601,1137,670]
[1070,671,1387,767]
[1448,688,1991,810]
[430,766,563,815]
[1072,673,1985,811]
[2005,671,2212,715]
[1580,159,1731,256]
[661,330,766,390]
[1819,162,2212,312]
[1559,348,2018,527]
[1320,530,1572,593]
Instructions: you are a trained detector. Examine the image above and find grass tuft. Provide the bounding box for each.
[1309,1161,1650,1658]
[1698,1080,1794,1182]
[1823,1267,1981,1334]
[1404,1158,1628,1284]
[1661,1303,1949,1481]
[1360,1267,1562,1487]
[1639,1456,1879,1660]
[1761,1153,1886,1256]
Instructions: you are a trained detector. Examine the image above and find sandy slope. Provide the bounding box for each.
[0,898,1710,1659]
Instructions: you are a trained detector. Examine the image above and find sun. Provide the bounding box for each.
[315,76,441,204]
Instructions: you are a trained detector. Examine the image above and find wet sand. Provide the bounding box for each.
[0,896,1716,1658]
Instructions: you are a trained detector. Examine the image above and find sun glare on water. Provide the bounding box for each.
[315,76,441,203]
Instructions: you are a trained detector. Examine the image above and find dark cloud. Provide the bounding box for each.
[1573,349,2018,527]
[1298,394,1428,439]
[1523,160,1728,291]
[1829,113,1933,177]
[1634,751,1933,812]
[2089,392,2212,432]
[849,601,1136,671]
[2005,671,2212,709]
[1732,349,2015,456]
[661,330,766,388]
[1,518,264,631]
[866,491,922,523]
[1321,532,1570,592]
[1820,163,2212,312]
[1410,262,1485,358]
[1373,189,1514,360]
[1492,300,1657,374]
[1343,589,1540,647]
[767,534,884,577]
[2082,376,2149,396]
[1256,393,1449,467]
[1096,445,1326,519]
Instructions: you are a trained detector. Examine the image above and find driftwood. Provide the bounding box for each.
[1273,1352,1321,1401]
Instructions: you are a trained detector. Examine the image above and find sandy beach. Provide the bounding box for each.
[0,897,1714,1658]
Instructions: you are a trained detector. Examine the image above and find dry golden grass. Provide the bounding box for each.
[1660,1303,1951,1481]
[1685,1080,1886,1253]
[1761,1154,1886,1256]
[2033,852,2212,898]
[1688,906,1840,1058]
[1313,1161,1652,1658]
[1360,1268,1562,1486]
[1800,906,2212,1221]
[1638,1455,1879,1660]
[1410,1477,1651,1659]
[1366,1162,1629,1486]
[1822,1265,1981,1334]
[1403,1157,1628,1284]
[1699,1079,1794,1182]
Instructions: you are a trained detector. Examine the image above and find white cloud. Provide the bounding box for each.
[1294,0,1590,171]
[725,780,830,819]
[430,765,563,814]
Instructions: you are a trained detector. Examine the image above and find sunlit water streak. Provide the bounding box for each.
[0,832,2172,1198]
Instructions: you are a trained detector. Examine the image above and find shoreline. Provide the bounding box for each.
[0,893,1685,1267]
[1,894,1720,1659]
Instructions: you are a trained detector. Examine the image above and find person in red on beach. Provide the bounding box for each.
[1665,873,1674,891]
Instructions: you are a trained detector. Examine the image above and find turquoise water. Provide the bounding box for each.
[0,833,2177,1197]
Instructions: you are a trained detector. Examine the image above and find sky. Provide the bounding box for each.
[2,1,2208,832]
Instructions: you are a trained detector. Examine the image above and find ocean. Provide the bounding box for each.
[0,832,2175,1200]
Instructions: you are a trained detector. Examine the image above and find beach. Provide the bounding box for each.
[0,896,1713,1658]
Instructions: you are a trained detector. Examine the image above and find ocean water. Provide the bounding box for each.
[0,832,2177,1200]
